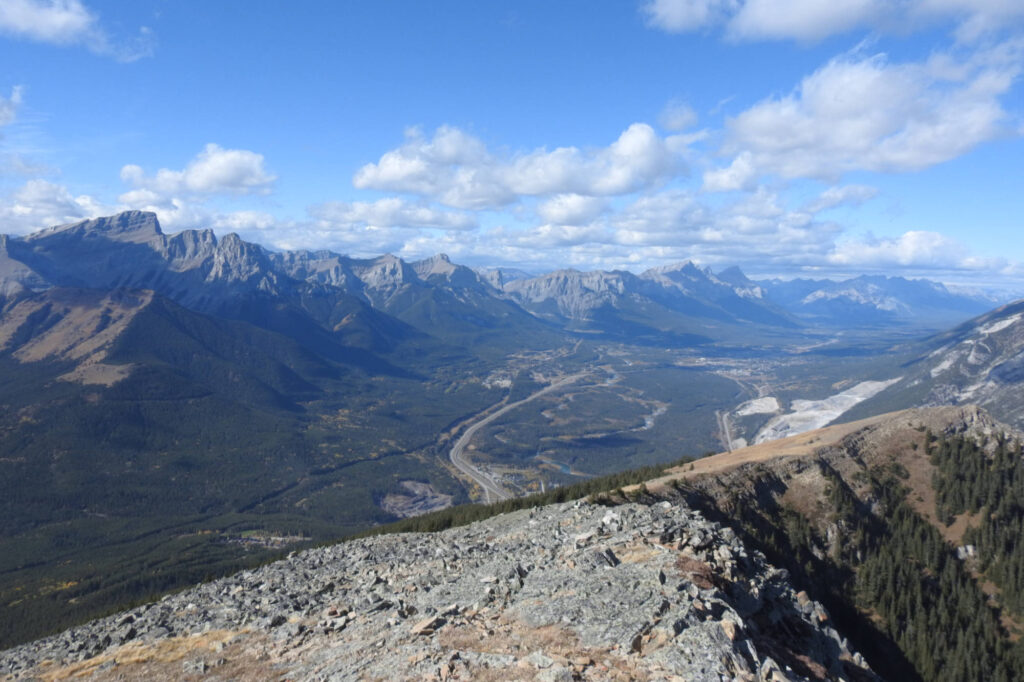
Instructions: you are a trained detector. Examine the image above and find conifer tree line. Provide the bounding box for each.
[931,433,1024,615]
[682,435,1024,682]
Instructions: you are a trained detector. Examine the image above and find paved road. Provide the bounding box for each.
[715,409,735,453]
[449,373,588,503]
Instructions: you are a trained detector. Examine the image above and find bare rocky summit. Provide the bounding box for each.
[1,498,874,681]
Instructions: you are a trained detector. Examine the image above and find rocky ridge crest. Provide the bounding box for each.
[1,498,874,681]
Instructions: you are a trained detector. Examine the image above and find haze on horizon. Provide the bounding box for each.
[0,0,1022,292]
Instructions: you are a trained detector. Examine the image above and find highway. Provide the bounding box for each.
[716,409,735,453]
[449,373,588,503]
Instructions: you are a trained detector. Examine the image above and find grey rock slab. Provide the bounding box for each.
[0,499,878,681]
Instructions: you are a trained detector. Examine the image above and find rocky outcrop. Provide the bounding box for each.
[501,263,795,330]
[1,499,874,681]
[7,212,283,303]
[845,301,1024,428]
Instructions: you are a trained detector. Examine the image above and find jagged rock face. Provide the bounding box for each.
[502,264,795,330]
[475,266,534,290]
[641,261,752,299]
[503,269,640,320]
[269,249,360,289]
[0,213,428,355]
[0,499,874,681]
[6,212,283,303]
[0,235,48,296]
[917,303,1024,418]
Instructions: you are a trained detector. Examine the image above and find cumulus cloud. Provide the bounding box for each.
[642,0,1024,42]
[354,123,687,209]
[238,199,480,258]
[704,46,1020,187]
[120,144,275,201]
[727,0,882,42]
[827,230,998,270]
[488,185,851,273]
[642,0,738,33]
[506,223,612,250]
[0,178,109,234]
[113,145,275,232]
[309,198,477,231]
[0,0,154,61]
[702,151,757,192]
[536,194,607,225]
[211,210,279,233]
[917,0,1024,42]
[267,223,419,258]
[803,185,879,213]
[0,86,23,127]
[658,100,699,132]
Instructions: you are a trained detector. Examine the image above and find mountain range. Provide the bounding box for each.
[1,212,1000,356]
[1,211,1022,666]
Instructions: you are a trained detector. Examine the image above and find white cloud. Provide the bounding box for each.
[117,196,209,232]
[705,46,1020,186]
[0,0,154,61]
[727,0,882,42]
[612,190,709,238]
[0,178,108,234]
[642,0,738,33]
[309,198,477,231]
[267,223,417,257]
[537,194,607,225]
[354,123,687,209]
[658,100,699,131]
[211,210,279,233]
[803,185,879,213]
[0,86,23,127]
[489,186,849,273]
[242,199,479,258]
[917,0,1024,42]
[502,223,610,250]
[642,0,1024,42]
[352,126,507,209]
[827,230,998,270]
[702,151,757,191]
[116,145,275,233]
[120,144,275,200]
[0,0,94,44]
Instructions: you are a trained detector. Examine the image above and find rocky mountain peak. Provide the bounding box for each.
[640,260,716,290]
[412,252,454,276]
[28,211,163,245]
[207,233,275,285]
[352,254,418,290]
[412,253,489,290]
[715,265,766,300]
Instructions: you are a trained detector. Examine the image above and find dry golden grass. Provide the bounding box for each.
[29,629,272,682]
[632,411,901,496]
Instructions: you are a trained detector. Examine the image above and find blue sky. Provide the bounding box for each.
[0,1,1022,289]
